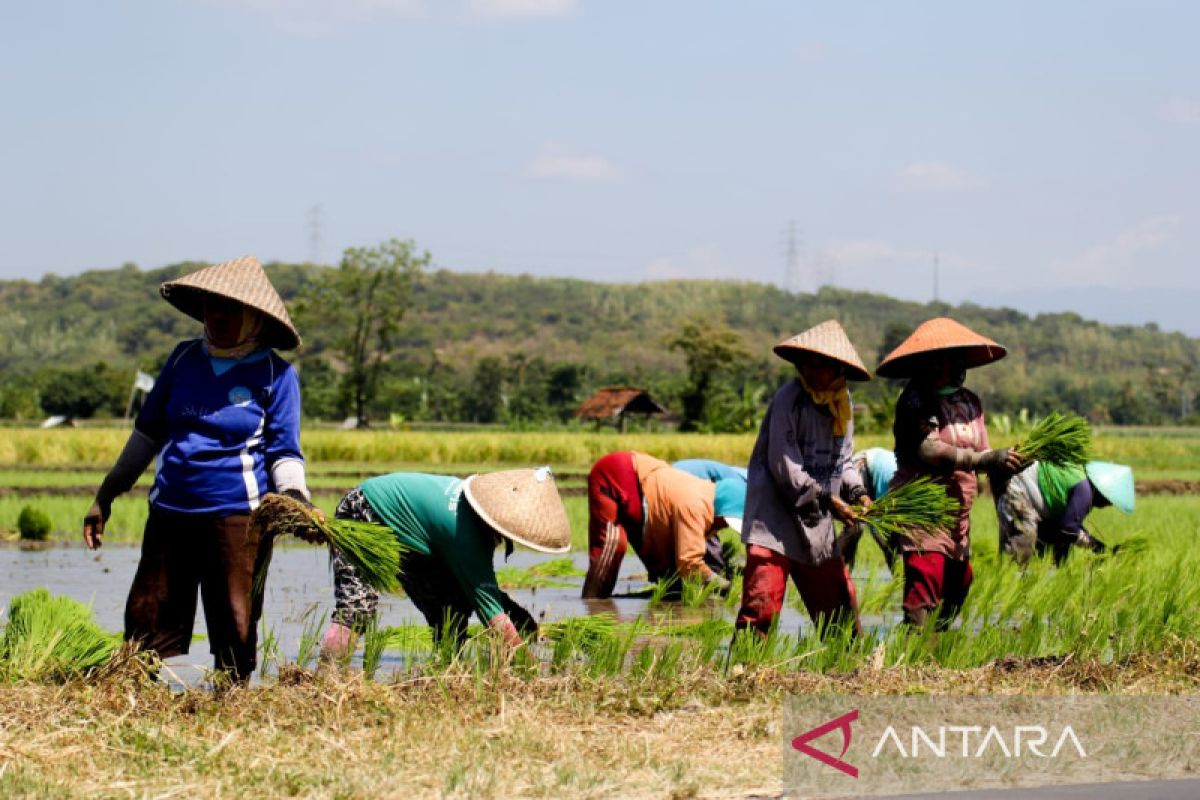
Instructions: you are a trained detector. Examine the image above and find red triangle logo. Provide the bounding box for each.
[791,708,859,778]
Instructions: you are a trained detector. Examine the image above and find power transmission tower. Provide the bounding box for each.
[308,204,322,264]
[783,221,803,293]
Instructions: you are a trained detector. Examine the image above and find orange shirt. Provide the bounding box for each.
[632,452,717,581]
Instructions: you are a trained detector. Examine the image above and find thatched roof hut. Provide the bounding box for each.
[575,387,668,432]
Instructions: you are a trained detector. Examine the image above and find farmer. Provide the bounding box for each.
[581,452,743,599]
[82,256,310,682]
[735,320,872,637]
[321,468,571,655]
[995,460,1134,565]
[877,317,1021,629]
[672,458,748,577]
[837,447,899,569]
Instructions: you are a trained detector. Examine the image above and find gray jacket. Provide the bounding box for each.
[743,380,864,565]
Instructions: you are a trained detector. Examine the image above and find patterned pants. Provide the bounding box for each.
[332,489,534,647]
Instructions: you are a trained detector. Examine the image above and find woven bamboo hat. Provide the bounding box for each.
[875,317,1006,379]
[773,320,871,382]
[462,466,572,554]
[160,256,301,350]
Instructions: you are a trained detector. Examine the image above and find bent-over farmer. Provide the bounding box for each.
[995,460,1134,564]
[672,458,748,577]
[322,468,571,656]
[735,320,871,637]
[582,452,743,599]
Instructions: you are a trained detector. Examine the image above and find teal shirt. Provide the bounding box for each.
[359,473,505,622]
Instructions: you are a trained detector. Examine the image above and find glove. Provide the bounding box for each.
[976,448,1022,473]
[705,572,732,597]
[320,621,355,661]
[279,489,326,540]
[1073,529,1107,554]
[82,499,111,550]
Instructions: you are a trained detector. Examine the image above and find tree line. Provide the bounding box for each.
[1,241,1196,430]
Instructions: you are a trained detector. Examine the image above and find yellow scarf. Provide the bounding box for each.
[797,373,852,436]
[205,308,265,360]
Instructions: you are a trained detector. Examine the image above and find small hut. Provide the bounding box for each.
[575,387,668,432]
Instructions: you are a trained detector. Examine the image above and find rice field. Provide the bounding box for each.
[2,426,1199,797]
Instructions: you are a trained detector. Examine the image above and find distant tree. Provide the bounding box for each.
[39,362,126,419]
[295,239,430,427]
[666,319,751,431]
[464,356,506,423]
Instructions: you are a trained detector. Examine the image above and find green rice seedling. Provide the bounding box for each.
[293,606,324,669]
[361,621,388,680]
[16,505,52,540]
[0,589,120,682]
[1014,411,1093,467]
[249,493,404,595]
[494,560,579,590]
[258,620,281,678]
[858,476,959,540]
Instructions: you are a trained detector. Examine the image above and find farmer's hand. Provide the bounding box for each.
[280,490,326,538]
[705,571,732,597]
[488,614,524,649]
[978,448,1022,474]
[830,496,860,525]
[858,495,873,512]
[320,621,355,660]
[83,500,109,550]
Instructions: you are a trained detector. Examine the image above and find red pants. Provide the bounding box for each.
[582,452,644,598]
[735,545,860,636]
[901,552,973,628]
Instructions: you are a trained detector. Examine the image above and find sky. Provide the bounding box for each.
[2,1,1198,333]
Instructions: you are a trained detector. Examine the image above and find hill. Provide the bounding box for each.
[0,262,1196,427]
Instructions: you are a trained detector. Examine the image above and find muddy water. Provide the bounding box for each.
[0,543,816,684]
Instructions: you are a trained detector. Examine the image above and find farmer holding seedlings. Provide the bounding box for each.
[837,447,899,569]
[735,320,872,637]
[582,452,744,599]
[995,460,1134,564]
[81,256,311,682]
[321,468,571,655]
[877,317,1022,628]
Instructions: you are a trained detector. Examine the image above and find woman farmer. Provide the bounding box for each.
[581,452,743,599]
[82,256,310,681]
[322,468,571,655]
[672,458,748,578]
[995,460,1134,565]
[877,317,1021,628]
[735,320,871,637]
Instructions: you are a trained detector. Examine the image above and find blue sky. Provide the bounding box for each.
[2,1,1198,330]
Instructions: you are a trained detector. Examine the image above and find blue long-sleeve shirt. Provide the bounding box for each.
[135,339,304,515]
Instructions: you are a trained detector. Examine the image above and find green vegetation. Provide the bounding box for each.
[858,477,960,541]
[15,505,51,540]
[1,261,1197,428]
[0,589,120,682]
[250,494,405,594]
[1015,410,1093,466]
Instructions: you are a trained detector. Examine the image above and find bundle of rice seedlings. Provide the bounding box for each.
[249,493,404,594]
[858,476,959,541]
[0,589,120,682]
[1014,411,1092,467]
[541,613,621,649]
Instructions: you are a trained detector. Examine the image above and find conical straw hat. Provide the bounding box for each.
[1085,461,1135,514]
[875,317,1005,378]
[462,467,572,554]
[773,320,871,382]
[160,256,301,350]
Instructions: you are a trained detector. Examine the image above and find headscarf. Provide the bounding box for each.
[797,373,853,436]
[204,305,265,360]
